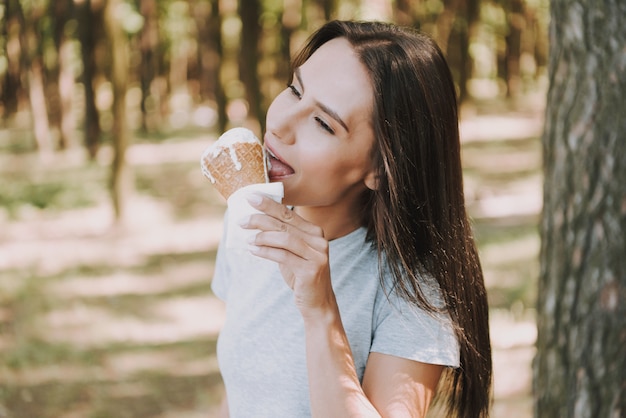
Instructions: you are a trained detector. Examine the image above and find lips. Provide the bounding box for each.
[265,145,295,179]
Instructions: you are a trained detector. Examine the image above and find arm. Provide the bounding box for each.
[303,298,442,417]
[244,196,443,417]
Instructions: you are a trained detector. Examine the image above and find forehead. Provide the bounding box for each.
[299,38,374,128]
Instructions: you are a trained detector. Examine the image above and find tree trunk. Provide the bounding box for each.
[2,0,22,120]
[27,60,52,155]
[318,0,336,20]
[104,0,131,223]
[210,0,227,133]
[505,0,524,97]
[434,0,459,54]
[192,0,227,132]
[16,0,52,155]
[78,0,103,159]
[277,0,300,82]
[534,0,626,417]
[238,0,263,131]
[58,32,76,149]
[138,0,159,132]
[47,0,75,149]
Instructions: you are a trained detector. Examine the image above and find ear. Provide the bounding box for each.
[364,170,378,190]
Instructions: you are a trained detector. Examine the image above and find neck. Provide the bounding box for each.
[294,205,363,241]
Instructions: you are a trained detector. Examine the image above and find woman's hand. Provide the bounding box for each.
[241,194,335,316]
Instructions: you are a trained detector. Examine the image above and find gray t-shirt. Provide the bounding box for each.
[212,220,459,418]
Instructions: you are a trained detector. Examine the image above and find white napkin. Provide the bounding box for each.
[225,182,284,250]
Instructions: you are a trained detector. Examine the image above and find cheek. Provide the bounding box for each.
[265,92,289,125]
[304,150,369,184]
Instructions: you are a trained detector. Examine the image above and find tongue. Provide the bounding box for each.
[268,156,294,178]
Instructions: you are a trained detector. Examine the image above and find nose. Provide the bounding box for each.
[266,96,300,145]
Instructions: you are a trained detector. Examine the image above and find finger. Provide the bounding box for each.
[243,211,329,256]
[247,194,323,237]
[249,235,328,279]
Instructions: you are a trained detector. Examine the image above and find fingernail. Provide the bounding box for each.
[247,234,257,244]
[247,193,263,206]
[238,216,250,227]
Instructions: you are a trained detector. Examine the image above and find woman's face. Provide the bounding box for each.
[265,37,376,210]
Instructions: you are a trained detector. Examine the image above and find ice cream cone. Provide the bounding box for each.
[200,128,268,199]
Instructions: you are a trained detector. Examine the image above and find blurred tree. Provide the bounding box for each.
[393,0,419,27]
[238,0,263,130]
[192,0,227,132]
[1,0,24,120]
[503,0,524,97]
[535,0,626,416]
[392,0,481,102]
[446,0,481,102]
[15,0,52,154]
[318,0,337,20]
[104,0,131,222]
[210,0,228,132]
[77,0,104,159]
[138,0,160,132]
[46,0,76,149]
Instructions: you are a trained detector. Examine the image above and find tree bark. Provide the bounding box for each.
[535,0,626,417]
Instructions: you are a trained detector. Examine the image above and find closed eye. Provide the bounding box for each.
[315,116,335,134]
[287,84,302,99]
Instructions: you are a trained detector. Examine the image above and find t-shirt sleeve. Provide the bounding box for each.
[370,283,460,368]
[211,211,230,301]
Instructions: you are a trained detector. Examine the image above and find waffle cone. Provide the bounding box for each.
[201,129,268,199]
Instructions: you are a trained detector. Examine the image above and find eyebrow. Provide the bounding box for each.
[295,67,350,133]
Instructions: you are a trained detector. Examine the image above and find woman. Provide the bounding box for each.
[212,20,492,417]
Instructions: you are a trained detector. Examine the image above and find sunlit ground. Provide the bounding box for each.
[0,92,544,417]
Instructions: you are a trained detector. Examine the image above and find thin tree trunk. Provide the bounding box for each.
[2,0,22,120]
[58,37,76,148]
[278,0,300,82]
[238,0,263,131]
[27,60,52,156]
[139,0,159,132]
[535,0,626,416]
[505,0,524,97]
[48,0,74,149]
[192,0,226,132]
[78,0,103,159]
[16,0,52,155]
[210,0,227,133]
[434,0,460,54]
[104,0,131,223]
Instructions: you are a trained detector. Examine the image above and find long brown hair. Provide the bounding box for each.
[292,21,492,417]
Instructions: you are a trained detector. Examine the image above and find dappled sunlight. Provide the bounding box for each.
[41,296,224,347]
[0,103,544,416]
[49,261,211,299]
[0,195,224,275]
[489,311,537,417]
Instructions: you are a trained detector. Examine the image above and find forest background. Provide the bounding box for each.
[0,0,547,416]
